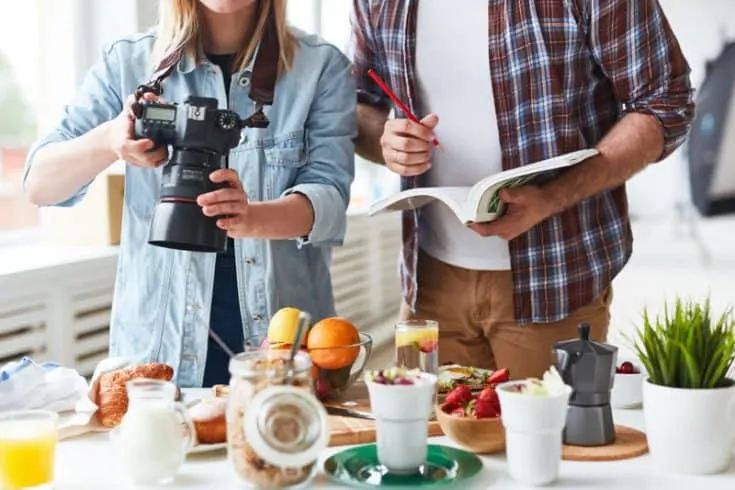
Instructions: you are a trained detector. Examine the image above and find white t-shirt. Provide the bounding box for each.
[415,0,511,270]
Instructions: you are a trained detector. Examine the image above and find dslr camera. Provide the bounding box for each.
[133,96,268,253]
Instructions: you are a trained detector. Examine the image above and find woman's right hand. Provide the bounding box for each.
[107,94,169,168]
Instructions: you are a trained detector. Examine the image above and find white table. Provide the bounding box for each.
[54,390,735,489]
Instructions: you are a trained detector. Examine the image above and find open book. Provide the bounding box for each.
[368,149,599,224]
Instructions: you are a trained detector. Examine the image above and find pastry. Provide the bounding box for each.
[213,384,230,398]
[94,363,175,428]
[189,397,227,444]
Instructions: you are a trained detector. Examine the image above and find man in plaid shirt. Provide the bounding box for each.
[350,0,694,378]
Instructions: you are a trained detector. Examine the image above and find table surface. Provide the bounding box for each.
[54,389,735,489]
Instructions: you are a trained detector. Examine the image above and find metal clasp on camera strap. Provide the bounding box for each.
[241,104,270,129]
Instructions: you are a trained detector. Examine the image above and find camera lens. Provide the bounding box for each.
[148,148,228,252]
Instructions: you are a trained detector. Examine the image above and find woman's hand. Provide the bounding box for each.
[197,169,252,238]
[107,94,169,168]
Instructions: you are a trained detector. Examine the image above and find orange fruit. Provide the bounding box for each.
[306,317,360,370]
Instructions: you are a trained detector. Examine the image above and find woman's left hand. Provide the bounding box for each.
[197,169,252,237]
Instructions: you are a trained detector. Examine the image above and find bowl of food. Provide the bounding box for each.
[434,384,505,454]
[611,358,644,409]
[262,310,373,401]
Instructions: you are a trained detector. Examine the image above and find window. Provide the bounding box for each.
[0,0,41,241]
[293,0,400,212]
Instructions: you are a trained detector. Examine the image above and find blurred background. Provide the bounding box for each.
[0,0,733,375]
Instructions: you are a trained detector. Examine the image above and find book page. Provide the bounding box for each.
[467,148,599,221]
[368,186,472,220]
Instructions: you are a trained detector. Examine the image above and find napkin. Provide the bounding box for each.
[0,356,133,440]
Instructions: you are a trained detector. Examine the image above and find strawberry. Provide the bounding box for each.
[477,386,495,401]
[474,399,499,419]
[478,386,501,414]
[486,368,510,385]
[443,384,473,409]
[417,339,438,353]
[450,406,466,417]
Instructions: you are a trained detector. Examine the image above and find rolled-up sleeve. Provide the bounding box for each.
[23,42,124,207]
[282,49,357,247]
[348,0,390,109]
[588,0,695,160]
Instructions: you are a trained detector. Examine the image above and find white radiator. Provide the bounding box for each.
[0,213,402,376]
[0,251,117,376]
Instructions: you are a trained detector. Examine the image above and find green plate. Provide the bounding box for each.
[323,444,483,488]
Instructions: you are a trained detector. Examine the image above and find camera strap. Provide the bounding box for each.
[132,8,280,119]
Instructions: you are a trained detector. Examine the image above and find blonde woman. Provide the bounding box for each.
[23,0,356,387]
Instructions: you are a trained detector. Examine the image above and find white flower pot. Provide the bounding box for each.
[643,379,735,474]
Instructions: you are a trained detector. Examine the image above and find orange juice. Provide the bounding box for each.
[0,411,57,490]
[395,320,439,374]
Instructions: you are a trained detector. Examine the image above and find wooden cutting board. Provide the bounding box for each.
[325,383,444,447]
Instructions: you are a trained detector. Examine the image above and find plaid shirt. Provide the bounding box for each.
[349,0,694,324]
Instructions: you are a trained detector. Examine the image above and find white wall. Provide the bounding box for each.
[626,0,735,219]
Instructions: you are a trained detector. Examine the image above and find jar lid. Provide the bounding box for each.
[243,385,329,469]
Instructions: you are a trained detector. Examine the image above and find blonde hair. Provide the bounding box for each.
[151,0,296,75]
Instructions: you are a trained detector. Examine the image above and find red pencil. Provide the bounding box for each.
[367,68,442,150]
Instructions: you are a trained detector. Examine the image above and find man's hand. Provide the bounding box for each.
[468,186,555,240]
[380,114,439,176]
[197,169,252,238]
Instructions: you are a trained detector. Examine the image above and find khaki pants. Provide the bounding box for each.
[400,250,612,380]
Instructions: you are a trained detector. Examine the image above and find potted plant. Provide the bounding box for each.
[632,296,735,475]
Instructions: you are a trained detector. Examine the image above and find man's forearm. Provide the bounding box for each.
[355,103,389,164]
[542,112,665,215]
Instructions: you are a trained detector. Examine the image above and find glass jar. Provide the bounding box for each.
[226,349,329,489]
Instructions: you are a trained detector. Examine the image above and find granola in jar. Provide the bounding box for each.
[226,350,329,489]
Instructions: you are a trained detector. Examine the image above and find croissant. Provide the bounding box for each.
[95,363,175,428]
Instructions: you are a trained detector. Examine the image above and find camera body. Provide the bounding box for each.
[134,96,243,155]
[132,96,256,253]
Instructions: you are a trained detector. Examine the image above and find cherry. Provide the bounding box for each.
[617,361,637,374]
[314,377,331,399]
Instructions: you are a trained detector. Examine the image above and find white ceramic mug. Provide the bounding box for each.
[497,380,572,486]
[365,373,437,474]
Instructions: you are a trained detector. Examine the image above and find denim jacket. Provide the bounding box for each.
[24,29,357,387]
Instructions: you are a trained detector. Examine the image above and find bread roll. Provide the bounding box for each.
[189,397,227,444]
[95,363,175,428]
[213,384,230,398]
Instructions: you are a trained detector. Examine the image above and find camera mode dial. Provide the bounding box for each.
[217,111,240,130]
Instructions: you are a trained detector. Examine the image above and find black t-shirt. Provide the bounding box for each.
[206,53,237,255]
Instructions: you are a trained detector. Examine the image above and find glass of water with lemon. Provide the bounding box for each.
[394,320,439,374]
[0,410,58,490]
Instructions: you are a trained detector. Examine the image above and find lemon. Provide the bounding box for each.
[267,307,304,345]
[395,327,438,348]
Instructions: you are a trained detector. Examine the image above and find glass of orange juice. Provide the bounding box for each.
[394,320,439,374]
[0,410,58,490]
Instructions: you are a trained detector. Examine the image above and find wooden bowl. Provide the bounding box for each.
[434,403,506,454]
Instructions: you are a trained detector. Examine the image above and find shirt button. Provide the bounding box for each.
[238,76,250,87]
[252,314,263,322]
[245,258,256,265]
[187,304,201,311]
